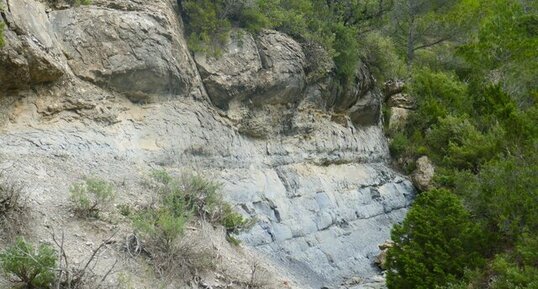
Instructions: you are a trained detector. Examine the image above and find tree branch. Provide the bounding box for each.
[413,37,449,51]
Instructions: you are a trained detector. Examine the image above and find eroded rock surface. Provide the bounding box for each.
[0,0,65,90]
[0,1,415,288]
[412,156,435,192]
[195,30,306,109]
[50,1,201,101]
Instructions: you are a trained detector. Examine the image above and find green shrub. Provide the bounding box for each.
[0,238,56,289]
[0,176,28,240]
[137,171,251,245]
[117,204,132,217]
[461,156,538,243]
[332,23,360,87]
[132,204,190,251]
[489,234,538,289]
[182,0,232,55]
[358,32,406,83]
[407,68,470,134]
[425,115,504,171]
[220,203,252,234]
[69,177,116,218]
[388,132,409,159]
[386,189,484,289]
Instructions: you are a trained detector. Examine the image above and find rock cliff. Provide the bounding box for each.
[0,0,414,288]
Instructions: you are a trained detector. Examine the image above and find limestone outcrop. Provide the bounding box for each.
[194,30,306,109]
[384,80,415,132]
[0,0,65,90]
[49,1,201,102]
[0,0,415,288]
[412,156,435,192]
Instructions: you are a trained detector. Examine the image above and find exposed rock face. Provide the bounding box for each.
[412,156,435,192]
[0,0,65,90]
[195,30,306,109]
[50,1,201,101]
[384,81,414,132]
[388,107,410,131]
[335,65,381,126]
[193,28,382,132]
[0,1,415,288]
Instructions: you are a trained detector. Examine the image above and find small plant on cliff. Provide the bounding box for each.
[0,175,24,219]
[0,175,29,240]
[69,177,116,218]
[133,170,251,252]
[0,237,57,289]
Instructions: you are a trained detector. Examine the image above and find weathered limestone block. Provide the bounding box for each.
[194,30,306,109]
[50,3,199,101]
[387,93,415,109]
[0,0,65,90]
[388,107,411,131]
[412,156,435,191]
[384,79,405,98]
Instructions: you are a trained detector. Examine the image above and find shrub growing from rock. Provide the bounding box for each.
[133,170,251,252]
[0,176,24,220]
[0,176,28,240]
[69,177,116,218]
[0,238,56,289]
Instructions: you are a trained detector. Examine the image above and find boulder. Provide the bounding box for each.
[388,107,411,131]
[383,79,405,98]
[0,0,65,90]
[412,156,435,191]
[375,240,394,270]
[50,3,198,101]
[387,93,415,109]
[330,64,381,127]
[348,91,381,126]
[194,29,306,109]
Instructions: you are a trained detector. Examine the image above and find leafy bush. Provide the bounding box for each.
[74,0,92,5]
[134,171,251,251]
[132,204,189,251]
[386,189,484,289]
[489,234,538,289]
[388,132,409,159]
[407,68,470,134]
[69,177,116,218]
[117,204,133,217]
[180,0,395,87]
[459,156,538,243]
[0,238,56,289]
[182,0,233,55]
[425,115,504,171]
[132,171,250,278]
[358,32,406,83]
